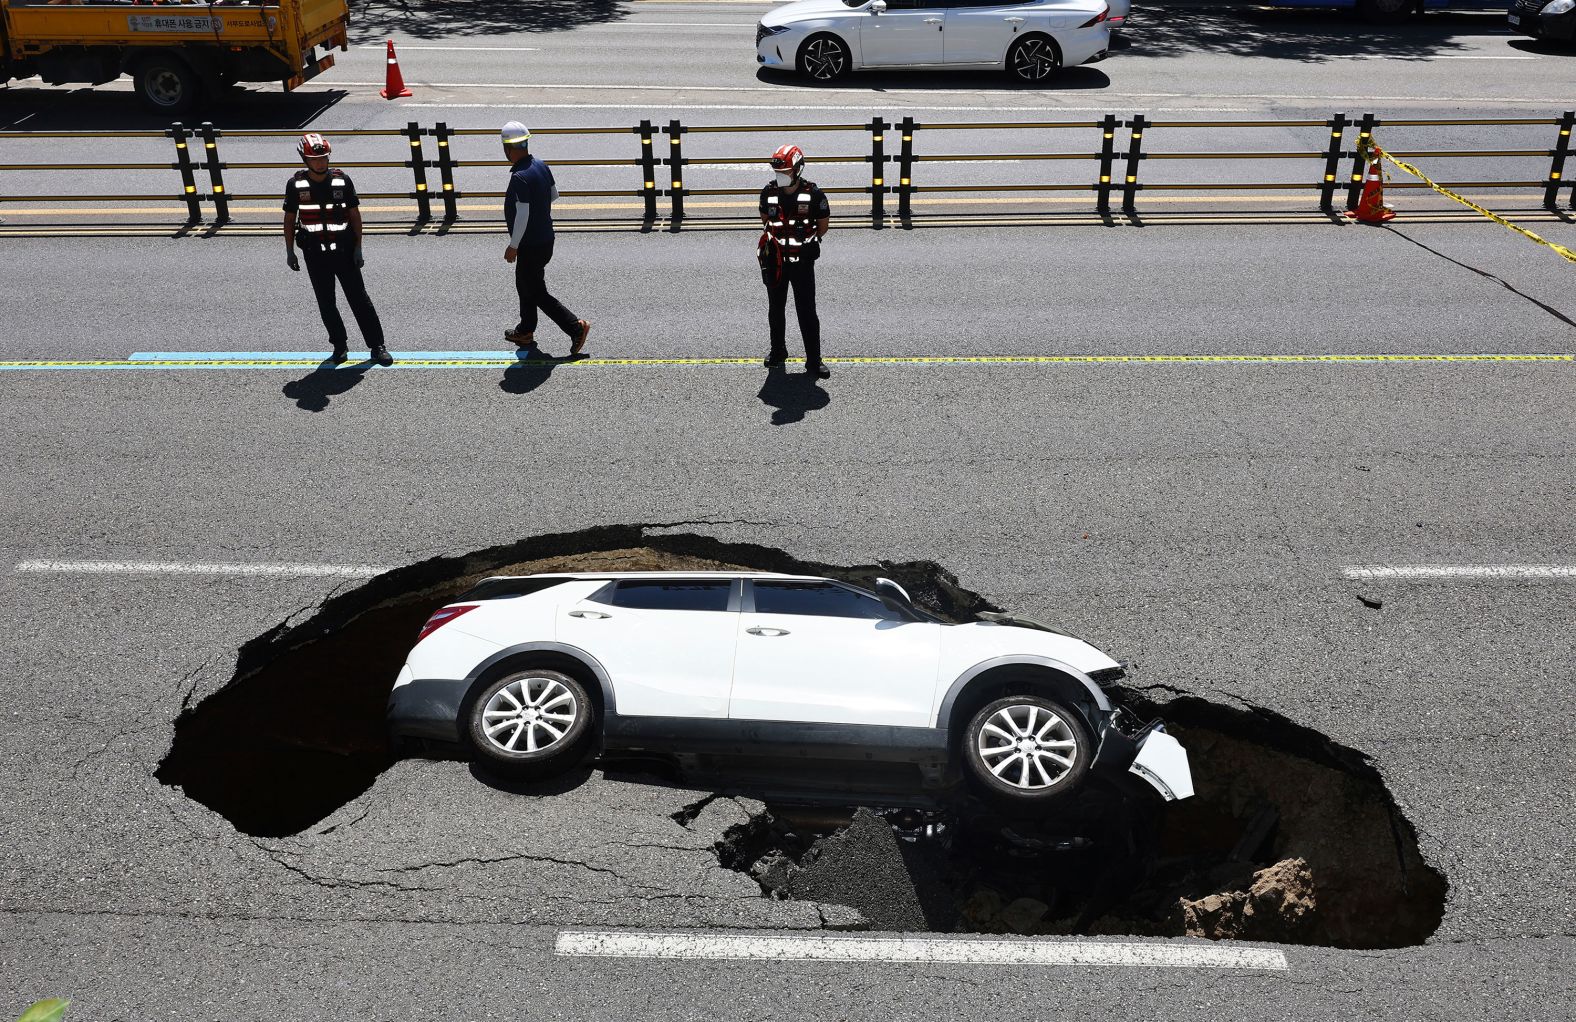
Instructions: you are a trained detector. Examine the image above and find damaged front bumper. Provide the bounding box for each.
[1095,710,1195,801]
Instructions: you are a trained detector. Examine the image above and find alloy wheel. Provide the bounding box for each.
[803,37,848,81]
[480,675,579,754]
[1012,39,1059,82]
[975,703,1079,790]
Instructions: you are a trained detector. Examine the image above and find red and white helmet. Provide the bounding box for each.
[769,144,804,176]
[297,133,332,159]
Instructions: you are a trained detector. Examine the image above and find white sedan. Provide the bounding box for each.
[388,571,1193,810]
[756,0,1113,83]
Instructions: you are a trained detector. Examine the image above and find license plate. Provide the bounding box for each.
[1508,13,1520,25]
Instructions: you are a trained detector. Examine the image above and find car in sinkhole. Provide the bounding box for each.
[387,571,1193,810]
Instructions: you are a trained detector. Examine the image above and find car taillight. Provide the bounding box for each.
[417,604,478,643]
[1079,7,1109,27]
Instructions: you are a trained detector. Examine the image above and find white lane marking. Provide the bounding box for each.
[15,560,390,578]
[1344,565,1576,580]
[554,932,1290,970]
[356,44,540,51]
[399,103,1255,113]
[319,82,1562,104]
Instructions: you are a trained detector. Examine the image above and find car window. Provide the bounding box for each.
[610,580,732,613]
[753,581,896,620]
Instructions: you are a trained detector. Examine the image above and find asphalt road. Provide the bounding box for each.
[3,3,1576,1020]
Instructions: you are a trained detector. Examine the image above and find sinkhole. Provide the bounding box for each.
[156,525,1445,948]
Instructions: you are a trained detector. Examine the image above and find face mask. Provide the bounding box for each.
[774,171,793,187]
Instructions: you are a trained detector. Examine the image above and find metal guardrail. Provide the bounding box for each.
[0,112,1571,228]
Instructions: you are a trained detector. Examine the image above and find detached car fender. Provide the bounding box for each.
[1128,727,1194,801]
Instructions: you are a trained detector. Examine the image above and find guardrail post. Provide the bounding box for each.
[870,116,887,228]
[1121,114,1146,215]
[1319,112,1348,214]
[1544,110,1574,211]
[637,119,659,224]
[1096,113,1117,215]
[666,119,686,227]
[167,121,203,225]
[897,116,915,223]
[405,121,431,223]
[1346,112,1376,210]
[432,122,457,221]
[198,122,228,225]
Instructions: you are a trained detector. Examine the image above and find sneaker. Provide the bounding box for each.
[505,328,535,348]
[371,346,394,367]
[764,352,787,368]
[570,319,591,356]
[808,361,830,379]
[329,344,349,365]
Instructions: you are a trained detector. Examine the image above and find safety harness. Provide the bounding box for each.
[758,178,821,284]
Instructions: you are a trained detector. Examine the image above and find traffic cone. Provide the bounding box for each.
[1345,154,1394,223]
[380,40,412,100]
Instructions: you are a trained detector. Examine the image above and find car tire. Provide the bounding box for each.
[1356,0,1413,23]
[797,33,851,82]
[133,54,203,114]
[466,668,595,777]
[962,695,1092,806]
[1007,34,1062,83]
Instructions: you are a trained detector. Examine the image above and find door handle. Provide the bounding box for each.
[568,610,611,619]
[923,17,942,24]
[1004,16,1025,23]
[746,626,790,636]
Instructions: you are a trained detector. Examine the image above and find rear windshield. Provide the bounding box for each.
[456,577,569,602]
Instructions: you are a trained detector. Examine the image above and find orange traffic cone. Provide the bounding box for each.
[1345,153,1394,223]
[380,40,412,100]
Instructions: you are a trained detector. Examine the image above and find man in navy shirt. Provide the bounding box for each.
[501,121,590,356]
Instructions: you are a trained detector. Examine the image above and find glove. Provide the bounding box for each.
[286,252,300,272]
[353,247,365,269]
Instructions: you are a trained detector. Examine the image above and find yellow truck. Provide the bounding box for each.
[1,0,348,112]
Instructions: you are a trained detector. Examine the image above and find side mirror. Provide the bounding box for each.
[874,577,915,618]
[870,0,887,12]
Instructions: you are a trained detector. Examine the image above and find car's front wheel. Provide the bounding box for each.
[798,33,851,82]
[1007,35,1061,83]
[962,695,1092,806]
[467,669,594,777]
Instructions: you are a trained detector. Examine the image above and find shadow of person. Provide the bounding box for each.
[757,364,831,425]
[282,357,373,412]
[500,347,570,395]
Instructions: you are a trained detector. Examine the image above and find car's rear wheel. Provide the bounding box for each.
[798,33,851,82]
[962,695,1092,806]
[1007,35,1061,83]
[467,669,594,777]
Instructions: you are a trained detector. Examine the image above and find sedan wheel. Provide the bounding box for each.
[962,695,1091,805]
[467,668,594,776]
[799,34,850,82]
[1008,36,1061,83]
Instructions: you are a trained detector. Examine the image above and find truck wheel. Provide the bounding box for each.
[134,55,202,114]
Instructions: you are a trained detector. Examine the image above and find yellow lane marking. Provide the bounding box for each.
[2,354,1571,370]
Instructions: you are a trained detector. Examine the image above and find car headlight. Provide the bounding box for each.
[757,23,790,44]
[1545,0,1575,14]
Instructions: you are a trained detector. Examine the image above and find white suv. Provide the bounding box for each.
[388,572,1193,809]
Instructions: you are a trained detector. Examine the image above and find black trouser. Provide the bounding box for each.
[765,259,821,365]
[514,239,580,338]
[303,244,384,349]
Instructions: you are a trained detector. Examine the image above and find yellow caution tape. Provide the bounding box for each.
[1379,151,1576,265]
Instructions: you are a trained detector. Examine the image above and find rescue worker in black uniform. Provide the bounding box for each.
[283,133,392,366]
[759,143,831,379]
